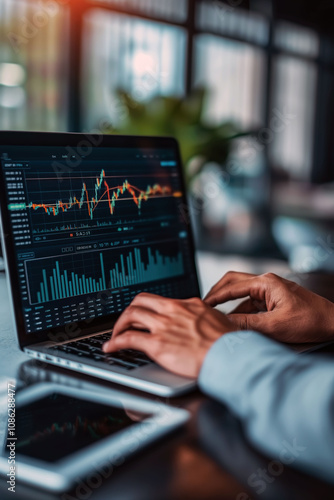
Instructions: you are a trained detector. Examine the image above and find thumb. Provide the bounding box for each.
[227,312,276,335]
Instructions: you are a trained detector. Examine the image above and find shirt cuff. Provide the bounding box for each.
[198,330,292,411]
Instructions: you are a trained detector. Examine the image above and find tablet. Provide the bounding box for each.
[0,383,189,493]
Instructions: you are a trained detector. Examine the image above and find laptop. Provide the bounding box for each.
[0,132,200,396]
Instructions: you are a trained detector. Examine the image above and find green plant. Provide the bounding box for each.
[101,88,248,187]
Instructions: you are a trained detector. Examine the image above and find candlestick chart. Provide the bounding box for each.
[22,169,181,235]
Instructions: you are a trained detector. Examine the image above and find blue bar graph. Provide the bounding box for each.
[31,247,184,304]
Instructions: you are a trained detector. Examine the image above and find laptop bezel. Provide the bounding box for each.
[0,131,201,349]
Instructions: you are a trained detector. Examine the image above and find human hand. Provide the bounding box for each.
[204,271,334,343]
[103,293,236,378]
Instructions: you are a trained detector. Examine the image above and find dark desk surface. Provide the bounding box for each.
[1,262,334,500]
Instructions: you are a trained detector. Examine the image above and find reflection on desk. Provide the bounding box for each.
[198,401,334,500]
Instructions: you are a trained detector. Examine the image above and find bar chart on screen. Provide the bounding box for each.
[25,243,184,305]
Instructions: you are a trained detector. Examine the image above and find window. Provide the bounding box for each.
[196,0,269,45]
[82,9,186,130]
[90,0,188,22]
[270,21,319,180]
[275,21,319,58]
[0,0,69,131]
[270,55,317,179]
[194,35,265,128]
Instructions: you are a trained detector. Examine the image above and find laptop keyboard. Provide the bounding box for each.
[48,332,153,371]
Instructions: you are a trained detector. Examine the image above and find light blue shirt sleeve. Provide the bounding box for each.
[198,331,334,484]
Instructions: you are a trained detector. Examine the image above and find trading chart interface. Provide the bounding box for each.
[0,144,198,336]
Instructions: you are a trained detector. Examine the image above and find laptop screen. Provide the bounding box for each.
[0,134,200,346]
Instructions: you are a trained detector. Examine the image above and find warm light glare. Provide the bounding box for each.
[132,51,156,76]
[0,63,26,87]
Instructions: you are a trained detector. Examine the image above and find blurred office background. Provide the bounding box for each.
[1,0,334,272]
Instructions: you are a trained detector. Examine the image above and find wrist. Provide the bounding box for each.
[197,339,220,376]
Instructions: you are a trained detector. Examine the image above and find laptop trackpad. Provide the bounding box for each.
[135,362,195,389]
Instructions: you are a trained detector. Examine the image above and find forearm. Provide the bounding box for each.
[198,332,334,484]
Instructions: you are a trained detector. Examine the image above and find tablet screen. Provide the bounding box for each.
[11,393,151,462]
